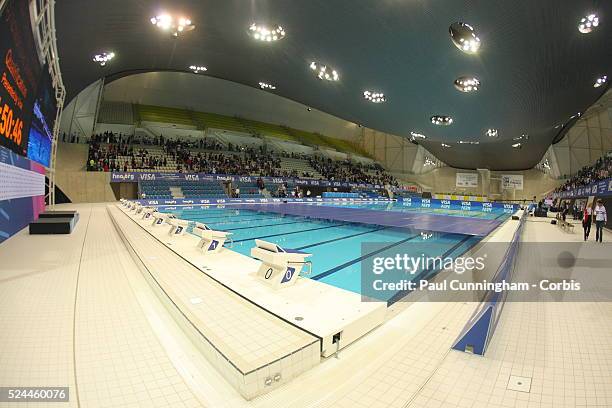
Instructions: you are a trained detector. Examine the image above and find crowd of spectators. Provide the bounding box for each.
[85,131,398,186]
[308,157,398,186]
[554,151,612,193]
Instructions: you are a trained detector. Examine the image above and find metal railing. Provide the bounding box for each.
[31,0,66,208]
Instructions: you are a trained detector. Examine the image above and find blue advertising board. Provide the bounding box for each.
[132,196,519,213]
[110,171,387,190]
[397,196,517,213]
[553,178,612,199]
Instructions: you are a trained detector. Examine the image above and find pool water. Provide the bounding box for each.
[163,205,492,303]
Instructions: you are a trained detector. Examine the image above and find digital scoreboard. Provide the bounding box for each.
[0,0,47,164]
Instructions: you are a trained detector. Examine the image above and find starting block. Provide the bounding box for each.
[167,218,190,236]
[151,212,174,227]
[250,239,312,289]
[192,222,232,254]
[140,207,156,221]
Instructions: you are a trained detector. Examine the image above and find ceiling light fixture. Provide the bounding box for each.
[458,140,480,145]
[441,143,452,148]
[454,76,480,92]
[578,14,599,34]
[363,90,386,103]
[150,14,195,37]
[92,52,115,66]
[310,61,339,81]
[189,65,207,73]
[485,128,498,137]
[449,22,481,54]
[594,75,608,88]
[248,23,285,42]
[410,132,426,140]
[512,142,522,149]
[259,82,276,90]
[431,115,453,126]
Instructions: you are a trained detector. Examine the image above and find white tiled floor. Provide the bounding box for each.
[403,218,612,408]
[0,205,200,408]
[110,206,318,375]
[1,205,611,408]
[74,206,200,408]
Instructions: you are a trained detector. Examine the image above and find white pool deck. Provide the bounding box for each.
[111,203,387,357]
[0,203,611,407]
[109,205,322,399]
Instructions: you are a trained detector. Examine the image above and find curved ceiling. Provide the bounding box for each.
[55,0,611,170]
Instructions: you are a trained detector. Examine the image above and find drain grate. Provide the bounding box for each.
[507,375,532,393]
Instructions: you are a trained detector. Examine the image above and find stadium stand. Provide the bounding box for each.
[233,180,264,198]
[554,150,612,193]
[137,104,196,127]
[97,101,135,125]
[102,101,371,158]
[84,131,398,186]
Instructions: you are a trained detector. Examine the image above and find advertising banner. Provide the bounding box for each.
[553,177,612,199]
[456,173,479,188]
[501,174,524,190]
[133,196,519,214]
[110,172,387,190]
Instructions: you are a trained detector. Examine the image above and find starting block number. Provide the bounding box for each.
[174,226,183,235]
[281,267,296,284]
[263,267,296,283]
[208,240,219,251]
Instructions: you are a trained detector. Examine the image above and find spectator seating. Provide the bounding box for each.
[193,112,248,133]
[137,105,195,127]
[97,101,134,125]
[233,181,264,198]
[555,150,611,194]
[140,181,172,199]
[140,179,228,199]
[86,131,399,187]
[279,157,322,179]
[181,181,228,199]
[100,102,371,158]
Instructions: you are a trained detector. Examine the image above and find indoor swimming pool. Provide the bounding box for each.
[161,204,497,302]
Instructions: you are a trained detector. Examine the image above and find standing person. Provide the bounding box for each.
[594,199,607,243]
[582,204,592,241]
[573,203,579,220]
